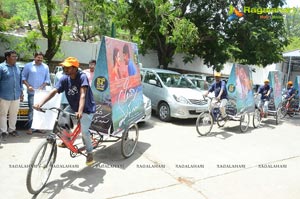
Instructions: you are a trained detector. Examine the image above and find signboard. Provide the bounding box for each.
[227,64,255,113]
[268,71,282,109]
[90,36,144,136]
[32,90,62,130]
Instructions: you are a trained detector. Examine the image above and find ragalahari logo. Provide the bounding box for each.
[228,5,244,21]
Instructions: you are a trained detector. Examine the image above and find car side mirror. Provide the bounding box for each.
[149,79,157,85]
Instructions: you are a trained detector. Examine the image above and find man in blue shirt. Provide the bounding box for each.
[286,81,296,101]
[22,52,50,135]
[204,72,228,118]
[0,50,24,139]
[34,57,96,166]
[285,81,297,110]
[123,44,137,76]
[257,79,272,117]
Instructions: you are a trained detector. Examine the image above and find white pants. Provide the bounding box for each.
[219,99,228,117]
[0,98,20,134]
[258,100,269,113]
[209,98,228,117]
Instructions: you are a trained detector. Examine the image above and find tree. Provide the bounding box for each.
[69,0,111,42]
[33,0,70,63]
[284,6,300,51]
[111,0,198,69]
[112,0,290,71]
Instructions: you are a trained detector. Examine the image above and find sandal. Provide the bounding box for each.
[26,129,32,135]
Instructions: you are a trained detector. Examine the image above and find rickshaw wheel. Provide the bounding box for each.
[240,112,250,132]
[121,123,139,158]
[196,112,213,136]
[216,114,226,127]
[252,109,261,128]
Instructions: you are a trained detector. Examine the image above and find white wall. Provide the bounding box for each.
[0,33,100,64]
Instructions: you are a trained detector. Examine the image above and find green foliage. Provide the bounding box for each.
[112,0,290,70]
[284,7,300,51]
[69,0,111,42]
[14,31,41,61]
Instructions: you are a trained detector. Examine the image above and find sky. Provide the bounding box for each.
[285,0,300,7]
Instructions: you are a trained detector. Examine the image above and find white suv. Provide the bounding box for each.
[140,68,208,122]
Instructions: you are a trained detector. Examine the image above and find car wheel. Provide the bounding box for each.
[158,102,171,122]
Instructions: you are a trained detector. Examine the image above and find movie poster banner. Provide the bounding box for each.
[90,36,144,136]
[227,64,255,113]
[294,76,300,98]
[268,71,282,109]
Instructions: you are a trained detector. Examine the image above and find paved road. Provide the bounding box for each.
[0,114,300,199]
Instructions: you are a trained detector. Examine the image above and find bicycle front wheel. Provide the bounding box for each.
[196,112,213,136]
[252,109,261,128]
[26,140,57,195]
[121,123,139,158]
[240,112,250,133]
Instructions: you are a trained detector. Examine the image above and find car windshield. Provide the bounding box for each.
[189,78,210,90]
[157,72,196,88]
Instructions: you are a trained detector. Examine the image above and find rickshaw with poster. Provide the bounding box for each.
[26,36,144,195]
[253,71,282,127]
[279,76,300,118]
[218,64,254,132]
[196,64,252,136]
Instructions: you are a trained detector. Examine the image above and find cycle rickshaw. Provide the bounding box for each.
[26,36,144,195]
[196,64,254,136]
[253,71,284,127]
[196,96,250,136]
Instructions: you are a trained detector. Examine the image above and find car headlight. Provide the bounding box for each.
[173,95,189,104]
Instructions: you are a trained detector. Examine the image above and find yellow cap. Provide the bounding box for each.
[264,79,269,83]
[214,72,221,77]
[59,57,80,67]
[287,81,293,86]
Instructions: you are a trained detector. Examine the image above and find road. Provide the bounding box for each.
[0,114,300,199]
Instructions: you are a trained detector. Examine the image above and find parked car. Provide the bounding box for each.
[140,94,151,123]
[140,68,208,122]
[184,75,211,92]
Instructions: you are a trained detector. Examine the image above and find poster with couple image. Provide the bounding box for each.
[90,36,144,136]
[268,71,282,109]
[227,64,255,113]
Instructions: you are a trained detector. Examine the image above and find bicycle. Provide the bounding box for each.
[26,107,139,195]
[195,96,221,136]
[279,98,299,118]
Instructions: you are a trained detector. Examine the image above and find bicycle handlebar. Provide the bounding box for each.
[34,107,77,118]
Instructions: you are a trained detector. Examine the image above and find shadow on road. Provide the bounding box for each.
[34,166,105,199]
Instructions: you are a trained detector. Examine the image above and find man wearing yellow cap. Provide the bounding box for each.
[34,57,96,166]
[204,72,228,119]
[257,79,272,117]
[285,81,296,101]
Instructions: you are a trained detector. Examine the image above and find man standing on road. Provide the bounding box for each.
[83,59,96,86]
[34,57,96,166]
[0,50,24,139]
[22,52,50,135]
